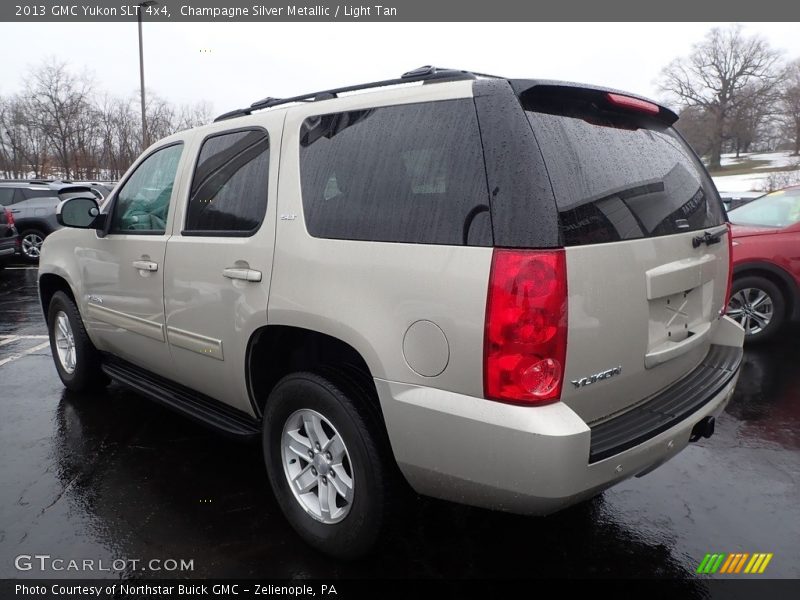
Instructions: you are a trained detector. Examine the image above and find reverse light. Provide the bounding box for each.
[606,92,660,116]
[484,249,568,405]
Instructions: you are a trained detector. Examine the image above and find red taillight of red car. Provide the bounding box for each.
[484,249,568,406]
[722,222,734,315]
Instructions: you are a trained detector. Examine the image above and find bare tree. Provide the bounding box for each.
[659,25,783,169]
[674,106,716,157]
[174,100,213,132]
[1,58,212,180]
[24,58,95,179]
[781,60,800,155]
[728,83,777,157]
[0,95,50,178]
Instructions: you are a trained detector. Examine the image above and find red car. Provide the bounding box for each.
[727,185,800,341]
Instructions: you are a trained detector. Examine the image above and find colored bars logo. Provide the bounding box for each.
[697,553,773,574]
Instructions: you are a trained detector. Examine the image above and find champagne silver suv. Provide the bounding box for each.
[38,67,744,558]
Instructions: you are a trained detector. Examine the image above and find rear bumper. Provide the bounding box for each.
[377,323,743,515]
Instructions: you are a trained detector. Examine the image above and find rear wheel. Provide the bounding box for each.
[47,291,107,391]
[727,275,785,342]
[262,372,394,559]
[20,229,46,263]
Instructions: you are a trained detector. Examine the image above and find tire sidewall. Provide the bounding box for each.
[47,291,94,390]
[262,374,384,558]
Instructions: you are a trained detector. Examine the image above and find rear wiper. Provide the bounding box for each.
[692,230,722,248]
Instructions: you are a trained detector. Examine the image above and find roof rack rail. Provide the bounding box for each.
[214,66,476,122]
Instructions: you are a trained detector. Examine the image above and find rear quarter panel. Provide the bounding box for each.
[268,81,492,398]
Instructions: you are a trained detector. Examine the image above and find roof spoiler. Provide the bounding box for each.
[510,79,678,126]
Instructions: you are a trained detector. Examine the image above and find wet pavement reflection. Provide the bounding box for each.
[1,267,798,581]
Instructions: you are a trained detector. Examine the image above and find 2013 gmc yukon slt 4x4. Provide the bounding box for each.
[38,67,744,558]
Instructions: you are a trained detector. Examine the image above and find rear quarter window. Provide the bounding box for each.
[22,189,57,200]
[298,99,491,246]
[522,91,724,246]
[0,188,15,206]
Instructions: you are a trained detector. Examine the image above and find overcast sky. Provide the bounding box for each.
[2,22,799,116]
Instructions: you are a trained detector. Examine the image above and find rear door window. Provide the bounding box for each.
[299,99,491,246]
[185,128,269,236]
[521,89,725,246]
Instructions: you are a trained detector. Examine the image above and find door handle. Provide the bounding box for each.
[223,267,262,282]
[132,260,158,272]
[11,209,20,213]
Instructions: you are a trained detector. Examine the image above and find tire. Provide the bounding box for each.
[19,229,46,263]
[262,372,394,559]
[47,291,107,391]
[727,275,786,343]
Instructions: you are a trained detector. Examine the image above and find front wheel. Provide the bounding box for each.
[727,276,786,342]
[262,372,394,559]
[47,291,107,391]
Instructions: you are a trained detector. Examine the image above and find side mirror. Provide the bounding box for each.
[57,196,105,229]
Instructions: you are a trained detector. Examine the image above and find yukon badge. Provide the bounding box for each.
[571,366,622,389]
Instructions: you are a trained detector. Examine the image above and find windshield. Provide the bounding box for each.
[728,189,800,228]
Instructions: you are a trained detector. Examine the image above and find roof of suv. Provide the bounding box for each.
[0,180,87,191]
[212,65,677,125]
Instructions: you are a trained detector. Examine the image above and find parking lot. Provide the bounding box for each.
[1,265,798,581]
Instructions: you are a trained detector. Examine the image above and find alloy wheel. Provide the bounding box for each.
[727,287,774,335]
[53,311,77,374]
[280,408,355,524]
[22,233,44,259]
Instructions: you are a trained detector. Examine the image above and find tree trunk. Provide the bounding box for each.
[709,142,723,170]
[795,125,800,156]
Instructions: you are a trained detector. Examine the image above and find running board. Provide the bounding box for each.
[101,355,260,441]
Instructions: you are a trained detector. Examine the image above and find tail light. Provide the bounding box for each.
[484,249,568,405]
[722,223,734,315]
[4,208,14,227]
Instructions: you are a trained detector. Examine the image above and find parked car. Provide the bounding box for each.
[38,67,744,558]
[0,180,108,262]
[0,206,19,270]
[719,191,763,212]
[727,186,800,341]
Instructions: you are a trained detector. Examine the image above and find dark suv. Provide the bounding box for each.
[0,181,111,262]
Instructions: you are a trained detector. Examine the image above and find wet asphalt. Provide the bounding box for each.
[0,266,798,582]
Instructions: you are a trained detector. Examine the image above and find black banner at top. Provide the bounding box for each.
[2,0,800,22]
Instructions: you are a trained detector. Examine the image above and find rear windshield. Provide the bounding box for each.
[522,92,725,247]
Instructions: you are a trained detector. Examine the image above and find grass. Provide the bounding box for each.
[709,163,800,177]
[706,152,800,177]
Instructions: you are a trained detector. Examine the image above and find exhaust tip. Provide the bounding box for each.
[689,416,715,442]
